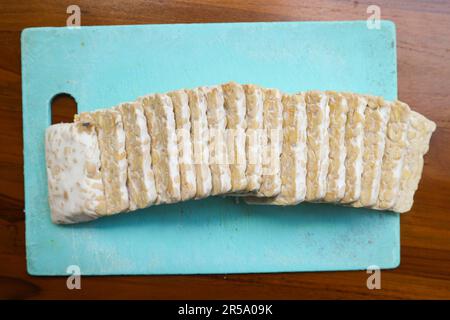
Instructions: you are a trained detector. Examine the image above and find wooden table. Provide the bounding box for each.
[1,0,449,299]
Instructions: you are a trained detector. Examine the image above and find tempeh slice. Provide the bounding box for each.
[168,90,197,201]
[393,111,436,213]
[141,94,181,204]
[324,91,349,202]
[305,91,330,201]
[45,122,106,224]
[374,100,411,210]
[222,82,248,192]
[118,102,157,209]
[340,93,366,204]
[75,109,129,214]
[201,85,232,195]
[352,95,391,207]
[187,88,212,199]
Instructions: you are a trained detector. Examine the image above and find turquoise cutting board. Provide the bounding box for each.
[22,20,400,275]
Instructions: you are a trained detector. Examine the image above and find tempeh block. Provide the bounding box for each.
[45,122,106,224]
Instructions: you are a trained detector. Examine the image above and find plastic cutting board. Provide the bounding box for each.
[22,20,400,275]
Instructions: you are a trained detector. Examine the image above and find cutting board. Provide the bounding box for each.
[22,20,400,275]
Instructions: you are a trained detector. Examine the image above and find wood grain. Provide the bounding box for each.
[0,0,449,299]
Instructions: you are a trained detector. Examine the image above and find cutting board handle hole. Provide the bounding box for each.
[50,93,78,124]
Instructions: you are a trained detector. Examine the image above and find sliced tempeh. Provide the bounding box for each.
[187,88,212,199]
[393,111,436,213]
[168,90,197,201]
[45,82,438,225]
[45,122,106,224]
[340,93,366,204]
[245,93,307,205]
[243,84,264,193]
[324,91,349,202]
[118,102,157,209]
[75,109,129,214]
[305,91,330,201]
[201,85,232,195]
[222,82,248,192]
[352,95,391,207]
[141,94,181,204]
[374,100,411,210]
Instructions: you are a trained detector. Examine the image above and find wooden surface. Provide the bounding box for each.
[0,0,449,299]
